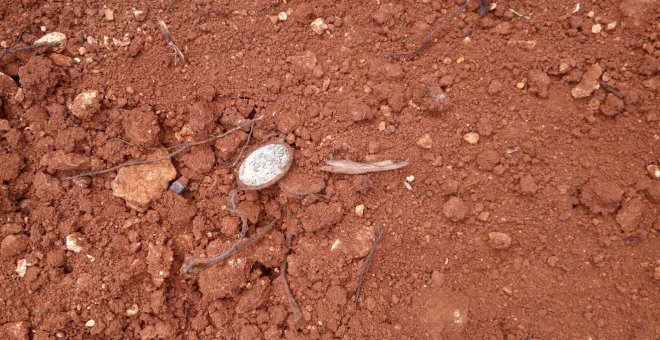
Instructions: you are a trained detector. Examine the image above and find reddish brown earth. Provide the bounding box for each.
[1,0,659,339]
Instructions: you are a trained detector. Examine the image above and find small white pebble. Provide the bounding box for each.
[648,165,660,179]
[66,234,84,253]
[516,82,526,89]
[85,320,96,328]
[126,304,139,316]
[355,204,365,217]
[35,32,67,52]
[463,132,480,144]
[103,8,114,21]
[406,175,415,183]
[331,239,341,251]
[404,181,413,191]
[587,11,594,18]
[16,259,28,277]
[591,24,602,34]
[606,21,617,30]
[278,11,288,21]
[310,18,328,34]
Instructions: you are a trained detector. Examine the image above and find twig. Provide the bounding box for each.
[231,120,255,167]
[0,41,59,60]
[355,224,384,305]
[599,80,626,100]
[508,7,531,20]
[180,217,276,273]
[62,116,262,180]
[157,19,186,66]
[391,0,470,60]
[280,260,303,321]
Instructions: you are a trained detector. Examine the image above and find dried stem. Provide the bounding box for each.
[158,19,186,66]
[391,0,470,60]
[63,116,262,180]
[599,80,626,99]
[280,260,303,321]
[355,224,384,305]
[0,41,59,60]
[231,120,255,167]
[180,216,276,274]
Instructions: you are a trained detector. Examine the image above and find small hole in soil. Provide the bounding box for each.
[251,261,275,279]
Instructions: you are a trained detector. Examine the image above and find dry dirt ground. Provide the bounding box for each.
[1,0,659,339]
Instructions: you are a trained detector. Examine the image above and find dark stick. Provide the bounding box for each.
[0,41,59,60]
[354,224,384,305]
[231,120,255,167]
[280,260,303,321]
[62,117,261,180]
[599,80,626,99]
[391,0,470,60]
[180,217,276,273]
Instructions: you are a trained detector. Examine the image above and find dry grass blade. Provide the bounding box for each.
[320,160,409,175]
[355,224,384,305]
[158,18,186,66]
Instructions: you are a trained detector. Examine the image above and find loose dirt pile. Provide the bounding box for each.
[1,0,658,339]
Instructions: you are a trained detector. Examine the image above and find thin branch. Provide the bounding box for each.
[391,0,470,60]
[180,217,276,273]
[158,18,186,66]
[599,80,626,99]
[0,41,59,60]
[62,117,262,180]
[280,260,303,321]
[231,120,255,167]
[355,224,384,305]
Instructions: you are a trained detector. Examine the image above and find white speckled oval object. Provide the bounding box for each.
[237,142,293,190]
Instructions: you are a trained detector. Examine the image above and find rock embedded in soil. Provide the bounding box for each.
[463,132,480,145]
[145,243,173,287]
[70,90,102,120]
[278,167,326,196]
[488,232,512,249]
[18,56,62,101]
[443,197,468,222]
[0,153,23,181]
[571,64,602,98]
[580,179,623,214]
[111,150,177,210]
[476,149,499,171]
[0,321,29,340]
[40,150,90,173]
[121,107,161,147]
[198,256,250,300]
[600,93,624,116]
[310,18,328,34]
[35,32,67,52]
[285,50,317,72]
[1,234,29,258]
[615,197,645,232]
[519,174,539,195]
[416,133,433,149]
[488,79,503,94]
[235,279,270,314]
[648,165,660,179]
[527,69,551,98]
[301,202,344,232]
[0,72,18,98]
